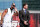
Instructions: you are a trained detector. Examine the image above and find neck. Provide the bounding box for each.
[23,8,26,10]
[10,7,13,9]
[10,8,13,10]
[24,8,25,9]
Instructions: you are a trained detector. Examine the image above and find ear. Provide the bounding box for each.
[24,6,25,8]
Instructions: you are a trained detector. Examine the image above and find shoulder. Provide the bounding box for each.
[3,9,8,13]
[2,9,8,15]
[4,9,8,12]
[5,9,8,11]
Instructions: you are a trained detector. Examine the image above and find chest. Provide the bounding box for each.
[22,10,28,15]
[7,8,14,16]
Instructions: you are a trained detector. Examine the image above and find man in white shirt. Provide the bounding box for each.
[1,3,18,27]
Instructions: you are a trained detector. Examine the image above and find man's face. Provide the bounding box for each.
[11,3,15,9]
[24,5,28,9]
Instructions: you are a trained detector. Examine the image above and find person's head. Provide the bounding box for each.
[23,3,28,9]
[11,3,15,9]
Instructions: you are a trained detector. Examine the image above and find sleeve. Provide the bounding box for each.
[19,11,24,22]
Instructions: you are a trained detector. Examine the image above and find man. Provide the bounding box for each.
[19,3,30,27]
[1,3,18,27]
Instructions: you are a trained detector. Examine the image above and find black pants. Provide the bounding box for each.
[24,25,29,27]
[20,23,29,27]
[20,25,29,27]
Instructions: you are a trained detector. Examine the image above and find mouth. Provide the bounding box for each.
[13,5,15,7]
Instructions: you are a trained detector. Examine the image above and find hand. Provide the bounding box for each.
[24,21,27,25]
[26,22,28,25]
[24,21,28,25]
[0,21,3,25]
[0,21,2,25]
[0,22,2,27]
[15,7,18,12]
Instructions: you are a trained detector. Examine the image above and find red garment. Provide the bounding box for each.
[12,15,20,27]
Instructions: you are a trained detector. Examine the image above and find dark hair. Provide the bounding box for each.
[23,3,28,8]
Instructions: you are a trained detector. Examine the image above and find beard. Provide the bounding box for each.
[12,7,14,9]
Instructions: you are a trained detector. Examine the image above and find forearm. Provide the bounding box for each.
[20,17,24,22]
[19,14,24,22]
[19,11,24,22]
[1,17,3,24]
[1,9,7,24]
[1,14,5,24]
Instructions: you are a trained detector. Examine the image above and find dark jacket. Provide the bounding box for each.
[19,9,30,27]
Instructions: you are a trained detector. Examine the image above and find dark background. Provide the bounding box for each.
[22,0,40,10]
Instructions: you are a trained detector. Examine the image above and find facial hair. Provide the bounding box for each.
[10,8,14,13]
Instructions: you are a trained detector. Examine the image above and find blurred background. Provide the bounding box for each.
[0,0,40,27]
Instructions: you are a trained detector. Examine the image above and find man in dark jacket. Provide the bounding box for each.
[19,3,30,27]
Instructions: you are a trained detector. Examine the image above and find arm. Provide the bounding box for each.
[15,11,19,16]
[24,11,30,25]
[1,9,7,24]
[14,7,19,16]
[19,11,24,22]
[14,11,19,16]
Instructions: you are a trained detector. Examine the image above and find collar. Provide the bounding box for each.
[23,8,26,11]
